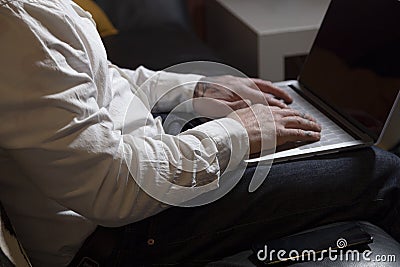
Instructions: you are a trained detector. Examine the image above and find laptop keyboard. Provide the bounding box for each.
[282,86,356,150]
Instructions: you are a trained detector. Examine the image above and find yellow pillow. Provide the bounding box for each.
[73,0,118,37]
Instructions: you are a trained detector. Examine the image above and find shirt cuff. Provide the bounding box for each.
[191,118,249,172]
[150,71,203,114]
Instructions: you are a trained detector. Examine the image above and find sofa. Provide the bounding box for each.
[97,0,219,71]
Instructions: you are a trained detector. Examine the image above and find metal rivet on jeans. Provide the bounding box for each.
[147,238,155,246]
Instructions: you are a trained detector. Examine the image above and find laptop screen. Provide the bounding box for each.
[299,0,400,140]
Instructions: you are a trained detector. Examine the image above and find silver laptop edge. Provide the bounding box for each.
[246,79,399,163]
[375,90,400,150]
[246,80,369,163]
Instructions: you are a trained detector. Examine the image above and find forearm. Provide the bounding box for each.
[121,117,249,209]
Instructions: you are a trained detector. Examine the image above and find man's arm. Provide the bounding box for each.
[0,2,248,226]
[118,65,202,113]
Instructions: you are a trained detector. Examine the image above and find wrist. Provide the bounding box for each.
[193,78,210,99]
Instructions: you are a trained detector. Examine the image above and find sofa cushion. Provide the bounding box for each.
[102,27,219,71]
[207,221,400,267]
[96,0,190,32]
[73,0,118,37]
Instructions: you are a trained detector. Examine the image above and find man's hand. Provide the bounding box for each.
[193,75,293,118]
[227,105,321,154]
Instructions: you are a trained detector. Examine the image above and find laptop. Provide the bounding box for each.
[247,0,400,163]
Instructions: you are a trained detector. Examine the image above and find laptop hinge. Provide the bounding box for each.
[290,82,374,144]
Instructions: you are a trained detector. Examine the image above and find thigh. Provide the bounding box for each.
[117,147,400,265]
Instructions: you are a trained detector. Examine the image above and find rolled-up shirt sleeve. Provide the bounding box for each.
[0,1,249,228]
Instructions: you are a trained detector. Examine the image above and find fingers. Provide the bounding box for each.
[282,116,321,132]
[277,108,317,122]
[225,99,252,110]
[238,88,288,108]
[193,96,253,118]
[274,108,322,145]
[193,97,235,118]
[280,129,321,144]
[251,78,293,104]
[266,97,288,108]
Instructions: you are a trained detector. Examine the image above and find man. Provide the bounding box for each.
[0,0,399,266]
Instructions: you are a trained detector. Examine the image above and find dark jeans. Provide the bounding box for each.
[102,146,400,266]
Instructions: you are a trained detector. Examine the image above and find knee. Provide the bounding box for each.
[372,147,400,175]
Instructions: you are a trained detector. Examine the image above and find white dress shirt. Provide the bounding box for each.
[0,0,248,266]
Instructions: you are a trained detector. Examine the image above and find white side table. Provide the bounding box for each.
[206,0,330,81]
